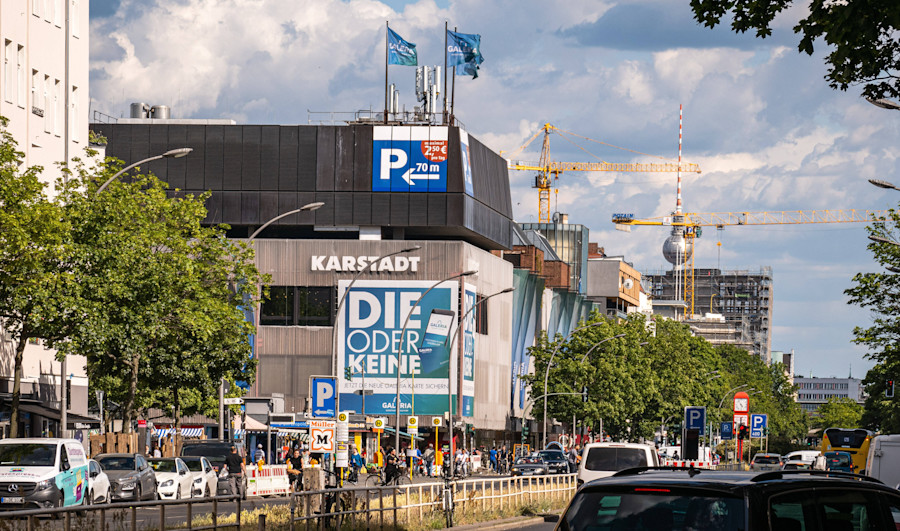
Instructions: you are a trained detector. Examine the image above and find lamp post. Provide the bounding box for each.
[869,234,900,246]
[96,148,193,193]
[867,97,900,111]
[869,179,900,191]
[542,322,617,448]
[331,245,421,419]
[393,270,478,452]
[442,287,514,475]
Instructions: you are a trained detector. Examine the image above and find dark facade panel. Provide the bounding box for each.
[277,193,299,226]
[221,191,241,225]
[315,192,335,226]
[223,126,243,190]
[240,192,260,225]
[372,193,390,225]
[130,125,150,164]
[447,193,463,227]
[165,125,188,190]
[446,131,464,194]
[391,193,409,226]
[352,126,372,192]
[259,192,279,226]
[352,193,372,226]
[316,127,336,191]
[427,194,447,226]
[409,194,428,226]
[335,127,354,192]
[279,127,299,192]
[260,126,280,191]
[185,127,206,190]
[205,190,223,225]
[204,126,225,191]
[334,193,354,226]
[148,126,169,183]
[298,128,317,191]
[241,126,261,191]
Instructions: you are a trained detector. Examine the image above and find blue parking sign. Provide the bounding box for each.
[684,406,706,435]
[721,421,733,440]
[750,414,767,438]
[310,377,336,418]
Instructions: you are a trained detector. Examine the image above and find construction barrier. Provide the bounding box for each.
[662,460,715,469]
[246,465,290,497]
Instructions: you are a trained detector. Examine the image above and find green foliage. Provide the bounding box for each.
[689,0,900,101]
[813,396,863,430]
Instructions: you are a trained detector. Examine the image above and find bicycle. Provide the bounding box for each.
[366,466,411,492]
[320,469,352,529]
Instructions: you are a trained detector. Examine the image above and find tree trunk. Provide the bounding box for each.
[9,332,29,438]
[123,352,140,434]
[173,387,181,436]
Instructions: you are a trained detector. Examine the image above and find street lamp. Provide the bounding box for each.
[247,202,325,239]
[577,334,629,365]
[717,385,753,409]
[867,97,900,111]
[542,322,618,448]
[393,270,478,452]
[96,148,193,193]
[869,234,900,246]
[869,179,900,191]
[442,287,514,475]
[332,245,422,418]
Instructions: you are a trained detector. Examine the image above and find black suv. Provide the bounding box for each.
[180,441,246,497]
[553,467,900,530]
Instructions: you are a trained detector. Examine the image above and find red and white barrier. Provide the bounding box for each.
[246,465,290,497]
[662,460,714,469]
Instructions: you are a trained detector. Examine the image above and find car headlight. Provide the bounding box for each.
[161,480,174,488]
[119,479,137,490]
[193,477,203,484]
[34,479,53,491]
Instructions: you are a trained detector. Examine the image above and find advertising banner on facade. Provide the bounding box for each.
[372,126,448,192]
[337,280,459,415]
[459,129,474,196]
[462,284,476,417]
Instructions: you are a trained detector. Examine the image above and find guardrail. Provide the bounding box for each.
[0,494,242,531]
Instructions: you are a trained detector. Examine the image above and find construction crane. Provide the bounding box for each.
[612,209,893,316]
[506,123,702,223]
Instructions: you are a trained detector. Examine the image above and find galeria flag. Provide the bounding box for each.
[388,28,418,66]
[447,30,484,78]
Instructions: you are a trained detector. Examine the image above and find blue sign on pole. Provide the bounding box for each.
[310,377,336,418]
[721,421,733,440]
[684,406,706,436]
[750,413,767,438]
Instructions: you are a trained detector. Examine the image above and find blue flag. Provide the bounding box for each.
[447,30,484,78]
[388,28,418,66]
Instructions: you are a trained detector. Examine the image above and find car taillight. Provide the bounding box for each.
[634,488,671,493]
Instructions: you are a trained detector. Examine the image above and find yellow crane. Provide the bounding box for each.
[612,209,892,316]
[506,124,702,223]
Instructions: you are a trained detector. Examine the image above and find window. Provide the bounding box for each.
[16,45,24,107]
[3,40,12,103]
[770,488,887,530]
[53,79,61,135]
[54,0,62,26]
[260,286,335,326]
[475,294,488,335]
[71,0,79,37]
[43,74,50,132]
[33,0,41,17]
[31,70,41,115]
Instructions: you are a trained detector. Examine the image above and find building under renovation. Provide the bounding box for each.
[643,267,773,362]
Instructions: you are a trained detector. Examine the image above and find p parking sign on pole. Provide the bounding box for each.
[684,406,706,436]
[750,414,767,438]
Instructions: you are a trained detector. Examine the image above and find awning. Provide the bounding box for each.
[382,426,424,441]
[18,403,101,429]
[243,416,268,431]
[153,427,204,438]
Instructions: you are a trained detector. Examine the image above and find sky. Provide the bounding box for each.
[88,0,900,380]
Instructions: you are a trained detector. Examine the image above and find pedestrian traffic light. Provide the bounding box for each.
[738,425,748,440]
[522,423,530,437]
[344,366,353,381]
[887,379,895,398]
[582,386,588,403]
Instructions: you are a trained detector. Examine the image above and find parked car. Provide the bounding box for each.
[148,457,194,499]
[749,453,782,471]
[0,438,89,509]
[95,453,157,502]
[86,459,111,505]
[510,454,550,476]
[551,468,900,530]
[539,450,570,474]
[577,442,660,485]
[180,440,245,497]
[824,451,855,473]
[180,456,218,497]
[781,450,820,466]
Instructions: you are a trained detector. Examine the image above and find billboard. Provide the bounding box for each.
[372,126,448,192]
[462,284,476,417]
[459,129,474,196]
[337,280,459,415]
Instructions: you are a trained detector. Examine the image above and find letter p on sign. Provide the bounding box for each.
[315,380,334,408]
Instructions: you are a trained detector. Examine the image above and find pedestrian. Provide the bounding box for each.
[423,443,435,477]
[286,448,303,491]
[350,446,365,482]
[224,445,246,499]
[385,447,399,484]
[253,444,265,464]
[567,445,578,473]
[490,446,498,472]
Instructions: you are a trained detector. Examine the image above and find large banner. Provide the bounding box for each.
[337,280,458,415]
[372,126,448,192]
[459,129,474,196]
[462,284,476,417]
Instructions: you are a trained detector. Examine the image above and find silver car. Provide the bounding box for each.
[94,453,157,502]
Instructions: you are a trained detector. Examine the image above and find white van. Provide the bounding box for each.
[865,434,900,488]
[577,442,660,485]
[0,438,89,509]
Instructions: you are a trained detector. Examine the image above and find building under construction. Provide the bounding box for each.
[643,267,773,363]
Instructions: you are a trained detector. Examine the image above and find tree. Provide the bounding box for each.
[56,165,266,433]
[0,118,73,437]
[813,396,863,430]
[689,0,900,101]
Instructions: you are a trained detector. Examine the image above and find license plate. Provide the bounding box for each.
[1,497,24,504]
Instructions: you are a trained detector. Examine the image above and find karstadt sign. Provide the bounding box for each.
[311,255,421,272]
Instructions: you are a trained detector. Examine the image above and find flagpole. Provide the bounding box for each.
[384,21,390,124]
[443,21,448,125]
[450,26,457,126]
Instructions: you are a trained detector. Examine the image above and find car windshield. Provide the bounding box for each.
[516,457,541,464]
[540,451,565,461]
[149,459,177,472]
[182,445,231,458]
[584,447,648,471]
[97,456,135,471]
[561,489,745,531]
[753,455,780,464]
[826,454,851,467]
[0,444,57,467]
[181,458,204,472]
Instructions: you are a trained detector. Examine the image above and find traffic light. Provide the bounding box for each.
[887,379,895,398]
[522,423,530,437]
[738,425,749,440]
[344,366,353,381]
[582,386,589,403]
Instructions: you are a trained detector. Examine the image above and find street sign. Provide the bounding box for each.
[373,417,386,433]
[750,413,768,438]
[335,441,349,468]
[721,421,734,440]
[223,397,243,405]
[407,416,418,428]
[337,411,349,423]
[684,406,706,436]
[432,417,442,427]
[310,420,335,452]
[310,376,336,418]
[734,413,749,428]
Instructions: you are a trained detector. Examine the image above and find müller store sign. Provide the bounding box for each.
[311,255,421,273]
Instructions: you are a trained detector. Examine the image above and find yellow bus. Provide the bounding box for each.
[821,428,874,473]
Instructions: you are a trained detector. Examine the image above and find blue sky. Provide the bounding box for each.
[88,0,900,380]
